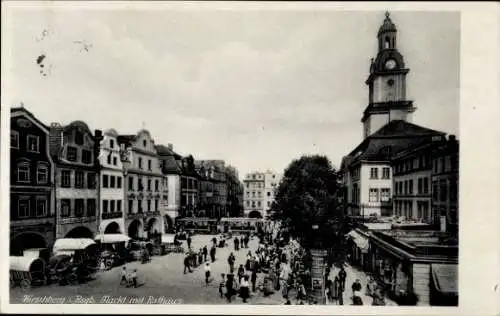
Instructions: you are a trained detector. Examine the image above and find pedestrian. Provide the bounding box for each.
[325,279,333,303]
[210,245,216,262]
[352,279,362,296]
[187,235,192,249]
[338,266,347,292]
[219,273,226,298]
[239,275,250,303]
[250,269,257,292]
[240,236,244,249]
[183,254,192,274]
[333,275,341,304]
[237,264,245,283]
[127,268,138,288]
[198,249,203,266]
[212,237,217,247]
[234,237,239,251]
[120,266,127,286]
[228,253,235,273]
[225,273,235,302]
[203,245,208,262]
[204,262,211,285]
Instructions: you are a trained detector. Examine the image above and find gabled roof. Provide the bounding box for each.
[11,107,50,132]
[370,120,444,138]
[162,155,182,174]
[155,144,182,159]
[343,120,446,168]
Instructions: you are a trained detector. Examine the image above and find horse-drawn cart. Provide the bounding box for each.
[10,256,46,288]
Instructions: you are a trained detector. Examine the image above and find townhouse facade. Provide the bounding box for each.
[118,130,164,239]
[98,129,126,235]
[10,107,56,255]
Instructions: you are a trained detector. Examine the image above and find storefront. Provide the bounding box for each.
[345,229,370,270]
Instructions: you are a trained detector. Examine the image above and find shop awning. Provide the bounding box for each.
[431,264,458,296]
[161,234,175,243]
[346,230,370,253]
[53,238,96,254]
[94,234,131,244]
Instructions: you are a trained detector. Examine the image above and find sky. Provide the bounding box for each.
[3,6,460,179]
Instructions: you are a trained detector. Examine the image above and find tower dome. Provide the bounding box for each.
[378,11,397,36]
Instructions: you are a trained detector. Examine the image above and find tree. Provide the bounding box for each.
[270,155,342,249]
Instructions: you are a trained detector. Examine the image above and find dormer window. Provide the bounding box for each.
[110,139,114,149]
[75,131,84,145]
[143,140,147,148]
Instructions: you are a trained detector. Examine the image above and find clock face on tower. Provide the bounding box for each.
[385,59,397,70]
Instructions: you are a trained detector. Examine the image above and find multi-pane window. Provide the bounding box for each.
[432,181,439,202]
[110,139,114,149]
[138,200,143,213]
[148,159,152,170]
[147,179,152,191]
[155,180,159,191]
[128,177,134,190]
[110,200,115,213]
[61,199,71,217]
[11,131,19,148]
[103,200,109,213]
[103,175,109,188]
[110,175,116,188]
[61,170,71,187]
[36,196,47,217]
[75,171,84,188]
[382,167,390,179]
[418,178,423,194]
[423,178,429,194]
[87,199,96,216]
[138,157,143,169]
[409,180,414,194]
[380,188,391,202]
[82,149,92,164]
[18,197,30,218]
[87,173,96,189]
[36,165,49,184]
[138,178,143,191]
[369,188,379,202]
[128,199,134,213]
[117,200,122,212]
[75,199,84,217]
[147,200,151,212]
[113,157,118,166]
[107,153,112,165]
[117,176,122,188]
[155,199,159,211]
[370,168,378,179]
[67,146,78,162]
[17,162,30,182]
[27,135,39,152]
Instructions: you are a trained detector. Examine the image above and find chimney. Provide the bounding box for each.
[448,134,456,142]
[168,143,173,151]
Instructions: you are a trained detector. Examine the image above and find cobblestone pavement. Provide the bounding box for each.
[10,234,286,305]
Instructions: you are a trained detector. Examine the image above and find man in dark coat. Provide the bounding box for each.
[183,254,192,274]
[210,245,216,262]
[203,246,208,262]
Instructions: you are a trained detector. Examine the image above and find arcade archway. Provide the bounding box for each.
[128,220,142,239]
[146,218,159,235]
[104,222,121,234]
[248,211,263,219]
[164,215,174,233]
[10,232,48,256]
[65,226,94,239]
